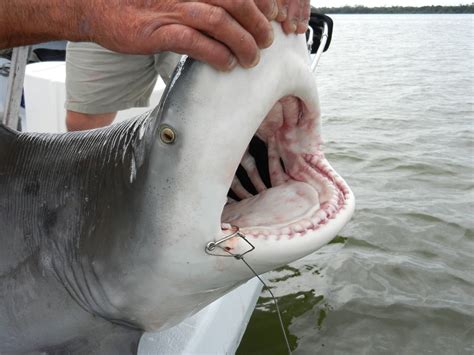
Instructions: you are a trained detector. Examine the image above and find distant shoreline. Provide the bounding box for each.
[314,5,474,14]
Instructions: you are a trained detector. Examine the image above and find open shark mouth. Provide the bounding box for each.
[222,95,352,241]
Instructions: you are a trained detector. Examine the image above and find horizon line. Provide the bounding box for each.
[314,4,473,8]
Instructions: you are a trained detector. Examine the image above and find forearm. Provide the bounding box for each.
[0,0,88,49]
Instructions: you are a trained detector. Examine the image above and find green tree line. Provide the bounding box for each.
[315,4,474,14]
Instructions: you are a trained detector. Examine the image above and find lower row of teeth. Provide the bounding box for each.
[225,154,350,240]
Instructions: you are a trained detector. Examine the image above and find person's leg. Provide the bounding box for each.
[65,111,116,131]
[65,42,159,131]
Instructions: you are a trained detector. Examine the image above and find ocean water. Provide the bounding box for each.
[238,14,474,355]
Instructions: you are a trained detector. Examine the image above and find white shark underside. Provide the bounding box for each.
[0,23,354,353]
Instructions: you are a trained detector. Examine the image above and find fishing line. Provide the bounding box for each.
[205,228,292,355]
[238,256,292,355]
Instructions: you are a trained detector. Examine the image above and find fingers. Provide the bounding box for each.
[275,0,289,21]
[182,3,262,68]
[198,0,275,49]
[279,0,310,34]
[254,0,279,20]
[180,1,272,68]
[232,0,275,47]
[126,0,311,72]
[150,24,238,71]
[297,0,311,33]
[283,0,299,33]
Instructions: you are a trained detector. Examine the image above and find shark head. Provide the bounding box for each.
[112,22,355,330]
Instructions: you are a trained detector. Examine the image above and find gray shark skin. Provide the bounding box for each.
[0,23,355,354]
[0,114,154,353]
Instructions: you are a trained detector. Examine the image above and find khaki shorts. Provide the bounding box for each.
[65,42,181,114]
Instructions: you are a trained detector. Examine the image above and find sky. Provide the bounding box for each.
[310,0,468,6]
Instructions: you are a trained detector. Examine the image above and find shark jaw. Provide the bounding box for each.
[217,94,355,268]
[224,95,352,239]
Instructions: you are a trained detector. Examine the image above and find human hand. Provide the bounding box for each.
[275,0,311,34]
[81,0,279,71]
[1,0,311,70]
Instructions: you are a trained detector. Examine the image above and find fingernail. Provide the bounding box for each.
[249,50,260,68]
[299,21,308,34]
[227,55,237,70]
[263,26,274,48]
[278,6,288,21]
[290,19,298,33]
[270,0,279,20]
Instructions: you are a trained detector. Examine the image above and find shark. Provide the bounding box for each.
[0,22,354,354]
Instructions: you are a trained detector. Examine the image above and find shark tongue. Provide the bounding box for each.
[222,181,320,229]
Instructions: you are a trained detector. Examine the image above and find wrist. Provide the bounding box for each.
[43,0,92,43]
[68,0,96,43]
[0,0,91,49]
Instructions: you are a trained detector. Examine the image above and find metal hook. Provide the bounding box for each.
[205,226,255,259]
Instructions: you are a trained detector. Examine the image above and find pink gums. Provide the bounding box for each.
[222,96,351,240]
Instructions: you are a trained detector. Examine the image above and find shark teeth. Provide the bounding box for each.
[227,152,351,241]
[223,95,352,241]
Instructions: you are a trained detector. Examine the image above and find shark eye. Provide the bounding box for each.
[159,125,176,144]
